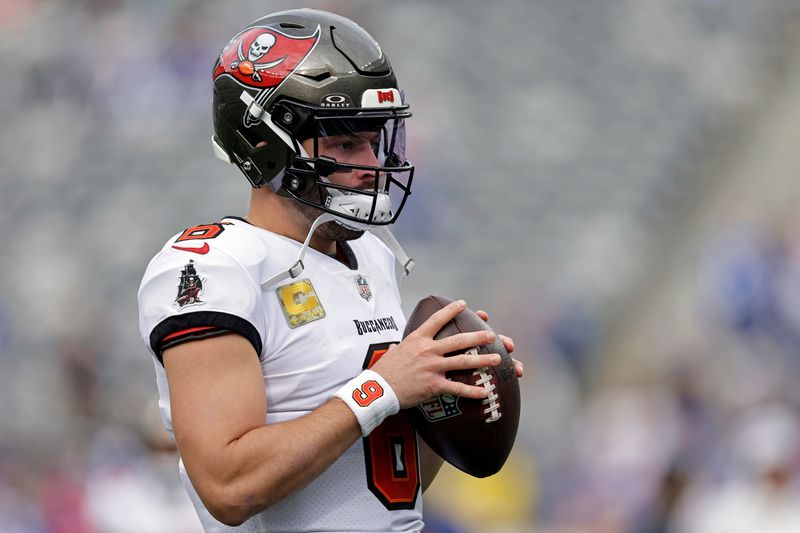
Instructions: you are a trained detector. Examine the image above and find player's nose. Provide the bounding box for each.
[352,146,381,184]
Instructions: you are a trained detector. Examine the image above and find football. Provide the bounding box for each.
[403,294,520,478]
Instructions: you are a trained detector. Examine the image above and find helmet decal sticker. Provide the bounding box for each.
[361,88,402,108]
[213,26,320,90]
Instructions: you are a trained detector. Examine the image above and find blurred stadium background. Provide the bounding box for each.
[3,0,800,531]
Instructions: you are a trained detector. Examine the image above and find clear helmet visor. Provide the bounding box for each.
[297,110,413,226]
[313,112,407,167]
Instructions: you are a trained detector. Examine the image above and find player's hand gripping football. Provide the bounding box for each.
[371,300,504,409]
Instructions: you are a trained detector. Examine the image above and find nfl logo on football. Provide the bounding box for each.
[418,395,461,422]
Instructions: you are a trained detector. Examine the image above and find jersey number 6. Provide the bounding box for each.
[362,343,420,510]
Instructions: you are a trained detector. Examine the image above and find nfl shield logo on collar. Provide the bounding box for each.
[354,274,372,301]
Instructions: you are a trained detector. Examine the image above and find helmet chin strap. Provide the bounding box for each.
[369,225,415,278]
[324,188,415,279]
[261,212,336,288]
[322,189,414,277]
[260,203,414,289]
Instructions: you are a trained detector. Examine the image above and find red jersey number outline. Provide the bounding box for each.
[175,222,232,243]
[361,343,420,510]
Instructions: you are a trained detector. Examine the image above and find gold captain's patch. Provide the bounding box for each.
[276,278,326,328]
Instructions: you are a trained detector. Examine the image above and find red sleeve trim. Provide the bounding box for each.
[162,326,220,342]
[150,311,262,365]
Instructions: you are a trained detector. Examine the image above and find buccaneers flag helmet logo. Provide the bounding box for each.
[213,26,320,89]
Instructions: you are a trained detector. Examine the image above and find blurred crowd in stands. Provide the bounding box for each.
[3,0,800,531]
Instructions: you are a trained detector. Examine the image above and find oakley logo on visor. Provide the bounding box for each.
[321,93,353,108]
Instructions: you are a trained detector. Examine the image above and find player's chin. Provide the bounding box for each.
[320,221,364,242]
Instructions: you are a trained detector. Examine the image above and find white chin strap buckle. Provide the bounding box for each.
[326,192,392,227]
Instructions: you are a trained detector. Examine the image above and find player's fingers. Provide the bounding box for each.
[440,352,501,373]
[476,310,489,322]
[434,330,495,354]
[513,358,524,378]
[500,334,515,353]
[415,299,467,337]
[441,378,490,400]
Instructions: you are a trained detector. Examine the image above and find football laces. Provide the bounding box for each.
[473,367,501,423]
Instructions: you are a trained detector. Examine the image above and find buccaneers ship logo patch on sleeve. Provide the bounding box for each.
[276,278,325,328]
[175,260,205,308]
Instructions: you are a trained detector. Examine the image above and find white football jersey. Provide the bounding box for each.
[138,217,423,533]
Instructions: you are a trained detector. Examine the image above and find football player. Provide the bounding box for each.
[138,8,520,531]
